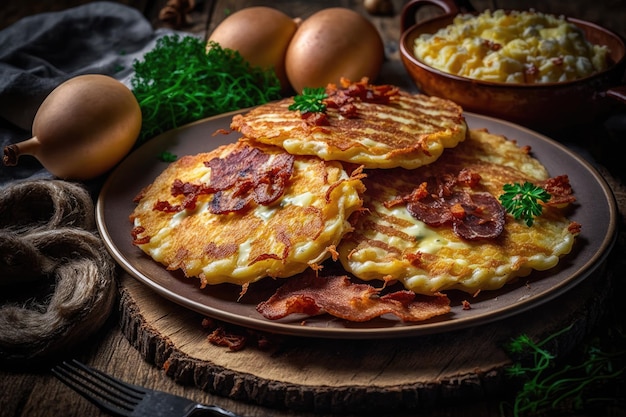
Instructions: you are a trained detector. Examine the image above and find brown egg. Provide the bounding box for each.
[285,8,385,93]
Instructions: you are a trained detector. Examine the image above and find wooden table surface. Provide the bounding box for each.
[1,1,626,417]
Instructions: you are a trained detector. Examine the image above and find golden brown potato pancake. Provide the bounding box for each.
[338,128,580,295]
[230,79,467,169]
[130,139,365,287]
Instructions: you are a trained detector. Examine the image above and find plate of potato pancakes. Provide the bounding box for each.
[97,79,617,339]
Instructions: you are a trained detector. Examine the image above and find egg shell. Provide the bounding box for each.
[285,8,385,93]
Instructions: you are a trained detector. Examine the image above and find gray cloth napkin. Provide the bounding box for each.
[0,1,184,184]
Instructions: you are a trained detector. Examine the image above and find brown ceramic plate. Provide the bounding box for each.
[96,110,617,339]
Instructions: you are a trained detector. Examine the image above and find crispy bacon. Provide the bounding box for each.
[154,145,294,215]
[133,186,148,203]
[253,153,294,204]
[297,78,400,125]
[450,192,505,240]
[404,252,424,267]
[204,145,265,190]
[406,193,454,227]
[391,171,505,240]
[406,190,505,240]
[131,226,150,245]
[202,317,282,352]
[206,146,293,213]
[330,77,400,104]
[568,221,582,235]
[320,77,401,121]
[171,178,210,196]
[542,175,576,206]
[256,273,450,322]
[457,168,482,187]
[384,182,428,210]
[292,77,400,126]
[209,190,251,214]
[206,326,247,351]
[338,102,358,118]
[301,111,329,126]
[167,179,212,211]
[153,200,182,213]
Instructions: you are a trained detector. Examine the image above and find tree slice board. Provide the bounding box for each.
[117,261,612,414]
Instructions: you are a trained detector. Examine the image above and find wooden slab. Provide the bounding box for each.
[117,260,612,414]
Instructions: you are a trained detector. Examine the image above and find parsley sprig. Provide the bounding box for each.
[500,324,626,417]
[499,182,551,226]
[131,35,281,143]
[288,87,328,113]
[158,151,177,162]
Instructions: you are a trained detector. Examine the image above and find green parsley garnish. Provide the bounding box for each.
[131,35,281,143]
[288,87,328,113]
[499,182,551,226]
[158,151,177,162]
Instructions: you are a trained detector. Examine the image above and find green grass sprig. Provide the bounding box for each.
[500,324,626,417]
[131,35,282,143]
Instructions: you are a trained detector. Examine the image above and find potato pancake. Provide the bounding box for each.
[230,79,467,169]
[338,128,580,295]
[130,139,365,287]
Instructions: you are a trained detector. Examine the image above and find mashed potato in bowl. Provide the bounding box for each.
[413,9,610,83]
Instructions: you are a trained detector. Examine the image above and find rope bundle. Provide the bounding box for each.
[0,180,116,362]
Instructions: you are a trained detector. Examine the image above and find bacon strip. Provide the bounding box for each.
[154,145,294,215]
[542,175,576,206]
[256,273,450,322]
[389,171,505,240]
[323,77,400,119]
[296,78,400,126]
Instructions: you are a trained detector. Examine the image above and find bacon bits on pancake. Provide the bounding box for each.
[338,128,580,295]
[130,139,365,287]
[230,78,467,169]
[256,272,451,322]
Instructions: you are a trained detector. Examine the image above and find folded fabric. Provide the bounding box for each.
[0,1,181,184]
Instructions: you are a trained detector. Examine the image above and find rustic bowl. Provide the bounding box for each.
[399,0,626,132]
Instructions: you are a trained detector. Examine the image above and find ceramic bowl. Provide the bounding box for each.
[399,0,626,132]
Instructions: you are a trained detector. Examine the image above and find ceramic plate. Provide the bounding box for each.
[96,110,617,339]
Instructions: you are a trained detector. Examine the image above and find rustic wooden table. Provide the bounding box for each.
[1,1,625,417]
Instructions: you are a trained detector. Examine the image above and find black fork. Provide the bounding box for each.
[52,359,242,417]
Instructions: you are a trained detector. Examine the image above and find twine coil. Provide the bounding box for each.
[0,180,116,362]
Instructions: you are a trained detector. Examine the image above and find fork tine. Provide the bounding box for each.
[68,359,145,400]
[52,360,143,417]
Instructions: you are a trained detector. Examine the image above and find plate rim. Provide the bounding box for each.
[96,110,618,339]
